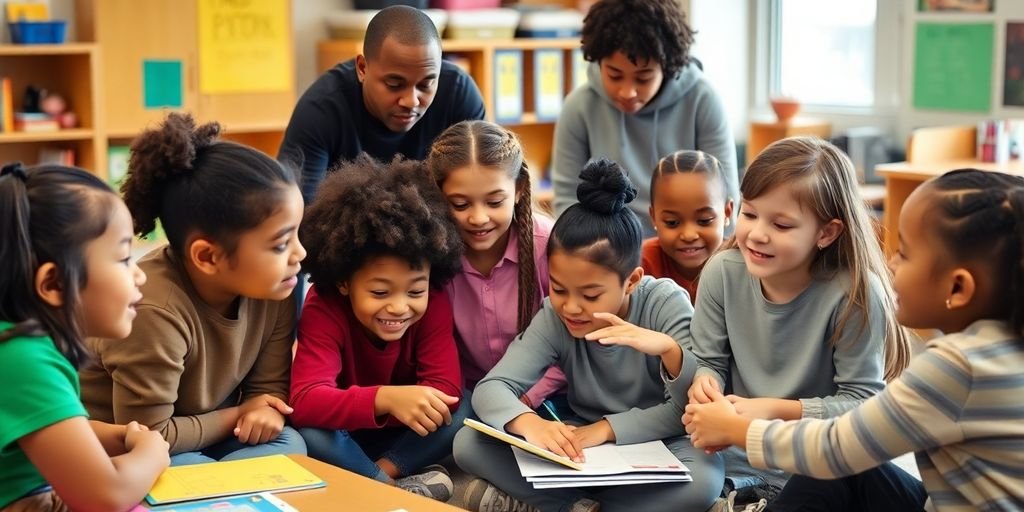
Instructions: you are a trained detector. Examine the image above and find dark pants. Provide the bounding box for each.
[767,462,927,512]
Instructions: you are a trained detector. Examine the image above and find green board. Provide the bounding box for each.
[913,22,994,112]
[143,59,183,109]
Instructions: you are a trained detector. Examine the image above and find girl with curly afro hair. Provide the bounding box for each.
[290,154,466,501]
[77,112,309,466]
[553,0,739,237]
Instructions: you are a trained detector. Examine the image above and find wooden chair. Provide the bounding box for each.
[905,125,976,164]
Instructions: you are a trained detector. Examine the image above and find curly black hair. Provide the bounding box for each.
[581,0,695,78]
[301,154,463,292]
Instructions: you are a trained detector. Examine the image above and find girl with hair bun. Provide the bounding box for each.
[453,158,724,512]
[78,113,309,465]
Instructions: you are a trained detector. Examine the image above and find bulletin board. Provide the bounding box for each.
[913,22,995,112]
[197,0,293,94]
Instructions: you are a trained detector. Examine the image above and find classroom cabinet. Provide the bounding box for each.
[75,0,296,158]
[0,44,107,177]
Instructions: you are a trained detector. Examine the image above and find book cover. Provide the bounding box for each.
[463,418,582,471]
[145,455,325,506]
[145,492,298,511]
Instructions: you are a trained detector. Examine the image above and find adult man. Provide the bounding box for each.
[280,6,485,202]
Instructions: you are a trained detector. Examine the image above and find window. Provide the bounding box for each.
[770,0,878,108]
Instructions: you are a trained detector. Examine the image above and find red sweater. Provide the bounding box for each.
[289,287,462,431]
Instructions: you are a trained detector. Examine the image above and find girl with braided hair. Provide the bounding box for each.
[427,120,565,417]
[290,154,466,502]
[686,168,1024,511]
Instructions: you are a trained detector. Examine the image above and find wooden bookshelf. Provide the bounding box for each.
[0,43,106,177]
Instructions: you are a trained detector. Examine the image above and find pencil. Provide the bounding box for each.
[541,399,563,423]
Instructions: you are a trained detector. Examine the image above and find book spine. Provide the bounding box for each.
[1,78,13,133]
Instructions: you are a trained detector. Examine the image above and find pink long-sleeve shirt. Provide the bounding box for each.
[444,216,566,407]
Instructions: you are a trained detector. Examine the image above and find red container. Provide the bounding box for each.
[430,0,500,9]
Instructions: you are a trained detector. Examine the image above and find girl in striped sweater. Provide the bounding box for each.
[685,169,1024,511]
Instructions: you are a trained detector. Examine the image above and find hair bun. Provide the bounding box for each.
[575,158,637,215]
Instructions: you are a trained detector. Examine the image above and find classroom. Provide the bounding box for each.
[2,0,1023,511]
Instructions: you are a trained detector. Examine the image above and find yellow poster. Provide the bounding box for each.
[197,0,293,94]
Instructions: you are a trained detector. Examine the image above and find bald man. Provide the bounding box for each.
[280,6,485,202]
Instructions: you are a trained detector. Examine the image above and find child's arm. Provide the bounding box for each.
[552,94,591,217]
[20,417,169,512]
[586,280,698,445]
[474,304,582,460]
[375,290,462,436]
[687,254,732,402]
[89,420,129,456]
[235,296,297,444]
[289,294,386,431]
[800,280,888,419]
[686,341,969,478]
[102,306,241,454]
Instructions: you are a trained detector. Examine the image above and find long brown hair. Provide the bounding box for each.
[727,137,910,381]
[427,120,540,332]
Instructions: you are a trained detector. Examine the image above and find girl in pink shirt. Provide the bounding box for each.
[427,120,566,412]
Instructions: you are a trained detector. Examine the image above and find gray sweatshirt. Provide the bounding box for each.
[472,276,699,444]
[552,61,738,236]
[691,250,886,419]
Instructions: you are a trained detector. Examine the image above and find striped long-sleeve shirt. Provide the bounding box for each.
[746,320,1024,511]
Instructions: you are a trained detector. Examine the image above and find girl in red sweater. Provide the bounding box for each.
[291,155,466,502]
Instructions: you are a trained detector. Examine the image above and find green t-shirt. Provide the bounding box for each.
[0,321,87,508]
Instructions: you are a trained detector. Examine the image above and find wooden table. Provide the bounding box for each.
[279,455,465,511]
[875,158,1024,256]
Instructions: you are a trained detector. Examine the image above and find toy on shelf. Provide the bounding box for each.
[5,2,67,44]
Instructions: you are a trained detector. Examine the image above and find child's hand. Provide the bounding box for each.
[234,394,293,444]
[683,388,751,451]
[572,419,614,449]
[726,396,793,420]
[687,374,721,404]
[235,407,286,445]
[377,386,459,437]
[585,312,676,356]
[512,413,584,463]
[124,421,169,454]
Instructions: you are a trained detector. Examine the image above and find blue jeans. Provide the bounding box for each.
[300,398,470,482]
[169,426,307,466]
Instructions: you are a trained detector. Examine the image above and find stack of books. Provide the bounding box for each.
[464,419,692,489]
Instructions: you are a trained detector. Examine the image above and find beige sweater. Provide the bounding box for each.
[79,246,295,454]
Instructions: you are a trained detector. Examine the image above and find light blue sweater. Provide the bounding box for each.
[690,249,887,419]
[552,61,738,236]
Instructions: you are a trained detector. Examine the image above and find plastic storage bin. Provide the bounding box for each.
[354,0,428,8]
[430,0,500,9]
[326,9,448,40]
[444,9,519,40]
[516,9,583,38]
[8,20,66,44]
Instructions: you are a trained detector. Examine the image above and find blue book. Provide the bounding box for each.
[145,492,297,511]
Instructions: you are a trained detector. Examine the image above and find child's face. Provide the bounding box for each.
[79,201,146,339]
[649,173,733,279]
[735,185,840,299]
[599,51,664,114]
[548,250,641,338]
[215,185,306,301]
[441,164,518,258]
[340,255,430,342]
[888,187,949,330]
